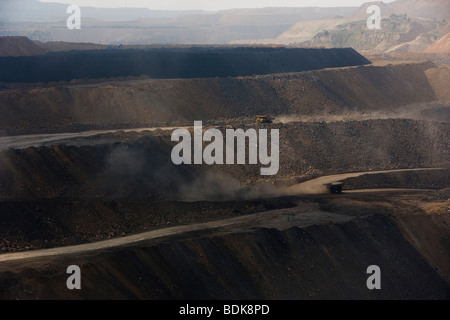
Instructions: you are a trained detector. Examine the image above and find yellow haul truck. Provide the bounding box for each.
[256,115,273,124]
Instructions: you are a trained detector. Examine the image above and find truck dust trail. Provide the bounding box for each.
[274,102,450,124]
[0,168,442,267]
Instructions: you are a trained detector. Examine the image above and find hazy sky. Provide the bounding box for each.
[40,0,396,11]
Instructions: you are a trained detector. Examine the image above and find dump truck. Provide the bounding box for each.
[256,115,273,124]
[325,182,343,194]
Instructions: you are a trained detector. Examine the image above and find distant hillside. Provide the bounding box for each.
[38,41,110,53]
[425,33,450,53]
[236,0,450,51]
[0,0,197,22]
[0,0,356,45]
[303,15,447,52]
[0,1,356,23]
[349,1,401,19]
[389,0,450,20]
[0,36,117,56]
[178,7,356,26]
[0,36,46,56]
[266,19,356,45]
[1,0,448,47]
[350,0,450,20]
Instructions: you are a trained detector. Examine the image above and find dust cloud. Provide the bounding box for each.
[178,172,286,201]
[274,102,450,124]
[178,171,332,201]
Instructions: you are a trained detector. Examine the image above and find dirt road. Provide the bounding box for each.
[0,167,442,266]
[0,201,352,266]
[0,126,186,151]
[283,168,443,195]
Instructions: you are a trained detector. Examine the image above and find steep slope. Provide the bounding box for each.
[0,119,447,201]
[425,33,450,53]
[2,61,449,135]
[0,36,46,57]
[250,9,448,51]
[271,19,356,45]
[1,214,449,299]
[0,47,370,83]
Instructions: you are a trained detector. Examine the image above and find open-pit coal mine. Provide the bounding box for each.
[0,45,449,300]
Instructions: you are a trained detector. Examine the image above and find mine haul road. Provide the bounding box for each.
[0,126,186,151]
[0,168,441,267]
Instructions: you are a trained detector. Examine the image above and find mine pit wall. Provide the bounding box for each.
[425,65,450,101]
[0,48,371,84]
[0,199,296,252]
[0,214,449,300]
[0,62,449,135]
[0,117,447,253]
[0,119,447,201]
[343,170,450,191]
[395,212,450,285]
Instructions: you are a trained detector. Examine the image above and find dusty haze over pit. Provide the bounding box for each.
[0,0,449,299]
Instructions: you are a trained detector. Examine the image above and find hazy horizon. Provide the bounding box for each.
[39,0,396,11]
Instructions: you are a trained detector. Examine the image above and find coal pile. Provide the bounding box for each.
[0,47,370,83]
